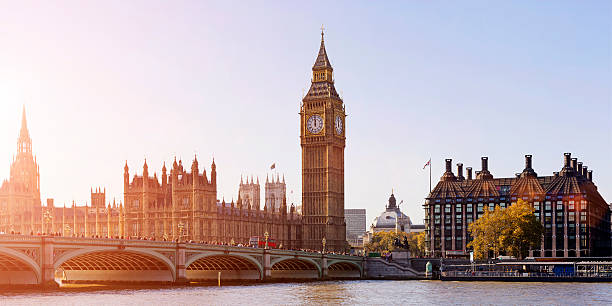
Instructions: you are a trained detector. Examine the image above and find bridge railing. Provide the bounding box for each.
[0,234,43,242]
[0,234,362,259]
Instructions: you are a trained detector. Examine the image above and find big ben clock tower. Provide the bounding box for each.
[300,29,346,252]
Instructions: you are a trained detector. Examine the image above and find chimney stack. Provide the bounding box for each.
[582,166,588,177]
[571,158,578,171]
[564,153,571,167]
[466,167,473,180]
[587,170,593,182]
[525,155,533,170]
[481,157,489,172]
[577,162,583,177]
[445,159,452,173]
[457,163,464,180]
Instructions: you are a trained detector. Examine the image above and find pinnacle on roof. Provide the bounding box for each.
[19,105,30,141]
[313,27,332,70]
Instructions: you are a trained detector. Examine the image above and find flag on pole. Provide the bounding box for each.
[270,163,276,170]
[423,159,431,169]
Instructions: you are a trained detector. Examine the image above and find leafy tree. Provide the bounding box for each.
[468,199,543,260]
[415,231,428,257]
[499,199,544,259]
[364,231,426,256]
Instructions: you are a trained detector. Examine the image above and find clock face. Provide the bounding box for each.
[307,115,324,134]
[335,115,343,135]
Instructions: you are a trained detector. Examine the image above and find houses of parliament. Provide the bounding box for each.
[0,30,348,252]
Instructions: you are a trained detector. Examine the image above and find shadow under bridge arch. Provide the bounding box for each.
[55,248,175,284]
[0,246,41,285]
[270,257,321,280]
[327,260,362,279]
[186,253,262,281]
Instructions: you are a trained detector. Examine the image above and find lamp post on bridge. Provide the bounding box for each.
[322,237,326,254]
[264,231,269,250]
[178,222,185,242]
[64,224,72,237]
[43,209,53,235]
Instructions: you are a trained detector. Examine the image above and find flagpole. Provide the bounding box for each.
[429,158,432,193]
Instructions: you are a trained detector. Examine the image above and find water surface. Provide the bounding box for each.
[2,280,611,305]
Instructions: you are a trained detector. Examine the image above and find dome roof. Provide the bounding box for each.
[371,193,411,229]
[372,210,411,229]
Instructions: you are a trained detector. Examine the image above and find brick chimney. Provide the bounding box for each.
[457,163,464,181]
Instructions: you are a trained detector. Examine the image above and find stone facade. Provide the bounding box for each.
[238,176,260,210]
[0,107,42,234]
[123,159,302,248]
[265,174,286,212]
[300,30,347,252]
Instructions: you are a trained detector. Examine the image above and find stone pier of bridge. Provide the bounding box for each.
[0,235,364,287]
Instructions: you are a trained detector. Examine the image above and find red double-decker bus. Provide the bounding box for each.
[249,236,276,248]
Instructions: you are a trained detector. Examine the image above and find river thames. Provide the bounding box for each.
[2,280,612,305]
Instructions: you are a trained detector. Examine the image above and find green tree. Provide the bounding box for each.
[364,231,426,256]
[468,199,543,260]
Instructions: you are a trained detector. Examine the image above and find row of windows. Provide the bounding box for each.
[433,200,588,215]
[431,194,585,203]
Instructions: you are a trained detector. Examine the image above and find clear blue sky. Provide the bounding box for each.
[0,1,610,226]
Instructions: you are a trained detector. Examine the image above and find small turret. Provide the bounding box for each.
[162,162,167,186]
[211,158,217,186]
[192,155,199,173]
[281,194,287,216]
[124,161,129,187]
[143,159,149,177]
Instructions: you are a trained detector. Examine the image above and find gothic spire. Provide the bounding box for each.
[17,105,32,154]
[313,26,332,70]
[304,28,340,101]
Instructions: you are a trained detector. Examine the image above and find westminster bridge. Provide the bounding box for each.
[0,235,364,287]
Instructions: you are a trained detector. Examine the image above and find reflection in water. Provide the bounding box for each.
[296,281,354,304]
[1,280,612,305]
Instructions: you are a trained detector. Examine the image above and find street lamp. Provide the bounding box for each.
[264,231,269,249]
[43,209,53,234]
[64,224,72,237]
[178,222,185,242]
[322,237,326,254]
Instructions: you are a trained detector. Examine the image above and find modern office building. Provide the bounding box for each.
[345,208,366,246]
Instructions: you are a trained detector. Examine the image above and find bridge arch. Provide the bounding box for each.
[0,246,41,285]
[270,256,321,279]
[185,253,262,281]
[327,260,362,279]
[54,247,175,283]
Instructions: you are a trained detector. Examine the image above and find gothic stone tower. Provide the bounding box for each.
[265,173,286,212]
[0,106,41,234]
[300,30,346,252]
[238,175,260,210]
